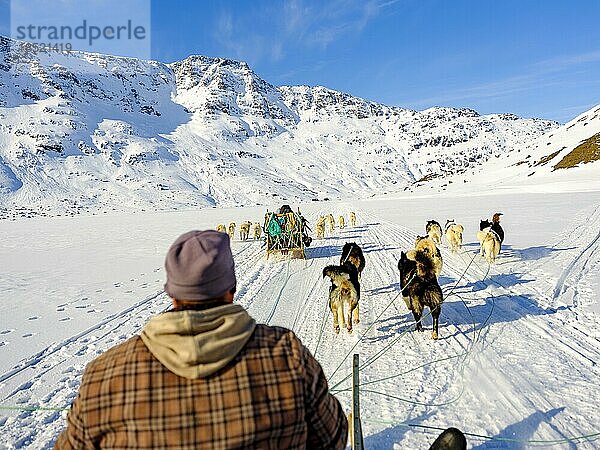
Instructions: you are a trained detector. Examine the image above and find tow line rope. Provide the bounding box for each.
[329,251,476,390]
[313,210,344,357]
[334,248,599,446]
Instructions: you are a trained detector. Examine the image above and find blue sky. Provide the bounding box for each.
[2,1,599,122]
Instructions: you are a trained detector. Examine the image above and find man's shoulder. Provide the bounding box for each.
[245,324,305,360]
[84,335,147,374]
[251,324,299,344]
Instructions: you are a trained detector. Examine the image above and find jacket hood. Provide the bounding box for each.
[140,303,256,379]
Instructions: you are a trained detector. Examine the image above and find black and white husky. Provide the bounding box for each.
[323,262,360,334]
[491,213,505,243]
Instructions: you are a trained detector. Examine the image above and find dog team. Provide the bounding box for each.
[315,211,357,239]
[215,221,262,241]
[324,213,504,340]
[217,211,357,243]
[215,211,503,340]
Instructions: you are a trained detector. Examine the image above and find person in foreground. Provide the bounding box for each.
[55,230,348,449]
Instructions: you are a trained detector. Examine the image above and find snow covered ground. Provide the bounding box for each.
[1,189,599,449]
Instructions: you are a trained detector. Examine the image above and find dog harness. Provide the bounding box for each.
[341,243,357,265]
[444,221,455,233]
[400,271,417,294]
[489,229,502,242]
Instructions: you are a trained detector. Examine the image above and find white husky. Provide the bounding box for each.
[445,220,464,253]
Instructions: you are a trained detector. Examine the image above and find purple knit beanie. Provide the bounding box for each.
[164,230,236,301]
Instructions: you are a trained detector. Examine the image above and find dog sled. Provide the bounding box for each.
[264,205,312,259]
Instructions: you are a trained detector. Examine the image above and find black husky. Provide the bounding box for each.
[491,213,504,243]
[398,251,444,340]
[340,242,366,279]
[479,219,492,231]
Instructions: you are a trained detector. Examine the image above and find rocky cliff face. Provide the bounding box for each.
[0,36,559,218]
[170,56,297,124]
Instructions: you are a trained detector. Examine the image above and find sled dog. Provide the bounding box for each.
[476,219,492,251]
[327,214,335,234]
[216,224,226,233]
[315,216,326,239]
[413,236,443,277]
[338,215,345,229]
[227,222,236,240]
[340,242,366,279]
[425,220,442,246]
[445,220,464,253]
[491,213,504,244]
[349,211,357,227]
[252,222,262,240]
[323,262,360,333]
[398,251,444,339]
[480,230,501,264]
[477,218,501,264]
[239,221,251,241]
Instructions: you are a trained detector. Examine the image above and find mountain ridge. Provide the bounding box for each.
[0,36,569,219]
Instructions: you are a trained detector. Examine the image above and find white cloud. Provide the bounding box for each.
[212,0,399,64]
[404,51,600,109]
[533,50,600,72]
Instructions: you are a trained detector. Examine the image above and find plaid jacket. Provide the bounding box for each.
[54,325,347,449]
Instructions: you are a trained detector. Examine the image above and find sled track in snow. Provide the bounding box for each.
[2,207,599,448]
[553,227,600,307]
[339,211,600,447]
[0,288,170,447]
[469,254,599,365]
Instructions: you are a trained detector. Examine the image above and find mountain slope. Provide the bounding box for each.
[432,103,600,194]
[525,104,600,173]
[0,37,558,218]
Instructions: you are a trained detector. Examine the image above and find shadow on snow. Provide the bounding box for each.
[365,292,567,343]
[364,411,435,449]
[470,407,574,450]
[461,243,576,264]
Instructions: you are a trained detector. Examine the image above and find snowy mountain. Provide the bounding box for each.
[2,39,600,450]
[0,36,559,218]
[432,103,600,194]
[511,104,600,178]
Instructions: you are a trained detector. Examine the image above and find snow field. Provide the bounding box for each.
[0,193,599,448]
